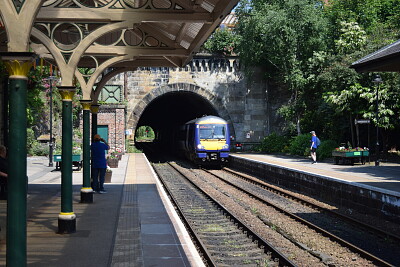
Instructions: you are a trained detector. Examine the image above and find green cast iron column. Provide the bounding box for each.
[80,100,93,203]
[91,104,99,141]
[1,52,36,267]
[58,86,76,233]
[90,104,99,193]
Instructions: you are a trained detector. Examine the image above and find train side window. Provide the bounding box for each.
[188,125,195,147]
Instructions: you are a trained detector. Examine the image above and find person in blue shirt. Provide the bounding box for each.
[310,131,318,164]
[91,134,109,193]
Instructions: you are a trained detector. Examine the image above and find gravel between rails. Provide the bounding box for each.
[173,161,385,267]
[213,168,400,266]
[153,163,282,266]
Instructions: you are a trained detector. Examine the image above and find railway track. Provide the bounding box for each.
[222,167,400,241]
[199,167,399,267]
[152,162,296,267]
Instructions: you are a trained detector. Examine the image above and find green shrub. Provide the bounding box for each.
[29,142,48,156]
[255,133,288,153]
[127,145,142,153]
[288,134,311,157]
[27,128,36,153]
[73,128,83,139]
[316,139,337,160]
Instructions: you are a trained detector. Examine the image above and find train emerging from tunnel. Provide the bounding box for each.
[177,115,230,166]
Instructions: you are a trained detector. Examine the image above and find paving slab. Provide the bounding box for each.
[0,154,204,267]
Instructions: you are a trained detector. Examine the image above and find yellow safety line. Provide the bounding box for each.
[60,212,75,215]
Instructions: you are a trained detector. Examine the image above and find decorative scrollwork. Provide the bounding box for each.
[95,27,164,48]
[151,0,172,9]
[42,0,60,7]
[33,22,98,52]
[123,0,148,9]
[12,0,25,13]
[144,36,159,47]
[77,0,114,8]
[51,23,83,51]
[95,30,123,46]
[122,28,143,46]
[42,0,177,10]
[45,0,114,8]
[78,56,98,77]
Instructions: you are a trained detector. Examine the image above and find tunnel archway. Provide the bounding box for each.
[137,91,218,129]
[131,83,235,155]
[135,90,219,152]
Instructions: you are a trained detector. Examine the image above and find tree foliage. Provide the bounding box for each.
[28,69,47,127]
[235,0,329,80]
[235,0,330,135]
[203,28,238,56]
[335,21,367,54]
[232,0,400,149]
[135,126,155,141]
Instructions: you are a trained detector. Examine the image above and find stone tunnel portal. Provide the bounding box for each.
[135,91,219,154]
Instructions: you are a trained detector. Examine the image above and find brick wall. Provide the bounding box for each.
[96,105,126,153]
[78,107,125,154]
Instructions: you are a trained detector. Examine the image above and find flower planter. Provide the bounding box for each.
[105,172,112,183]
[107,158,119,168]
[116,153,123,160]
[332,150,369,165]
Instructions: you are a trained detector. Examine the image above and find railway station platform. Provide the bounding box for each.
[0,153,204,267]
[1,152,399,266]
[232,153,400,193]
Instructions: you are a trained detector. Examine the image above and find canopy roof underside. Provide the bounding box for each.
[0,0,238,68]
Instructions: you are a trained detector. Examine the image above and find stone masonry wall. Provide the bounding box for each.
[107,56,287,144]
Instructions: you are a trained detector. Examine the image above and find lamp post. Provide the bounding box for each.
[372,74,382,166]
[47,76,56,167]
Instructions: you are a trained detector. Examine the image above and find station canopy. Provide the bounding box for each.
[351,39,400,73]
[0,0,238,69]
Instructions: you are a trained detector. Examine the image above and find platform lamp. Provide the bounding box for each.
[372,74,383,166]
[46,75,57,167]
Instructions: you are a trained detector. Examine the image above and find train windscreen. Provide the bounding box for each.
[199,124,226,139]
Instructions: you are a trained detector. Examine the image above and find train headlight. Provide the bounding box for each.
[197,144,205,150]
[222,144,229,150]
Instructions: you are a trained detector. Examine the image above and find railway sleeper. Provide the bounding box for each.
[208,238,260,247]
[189,219,233,225]
[198,229,244,238]
[207,243,263,252]
[184,212,226,219]
[214,255,277,267]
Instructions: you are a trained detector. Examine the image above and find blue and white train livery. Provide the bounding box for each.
[178,116,230,165]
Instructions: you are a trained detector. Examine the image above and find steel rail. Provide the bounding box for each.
[224,167,400,242]
[168,162,296,267]
[202,168,394,267]
[152,163,217,267]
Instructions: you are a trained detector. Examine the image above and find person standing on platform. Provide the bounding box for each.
[0,145,8,200]
[91,134,109,193]
[310,131,318,164]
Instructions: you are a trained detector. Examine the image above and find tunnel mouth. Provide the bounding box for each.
[134,91,219,155]
[135,126,155,142]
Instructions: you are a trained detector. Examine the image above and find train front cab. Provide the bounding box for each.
[193,118,230,165]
